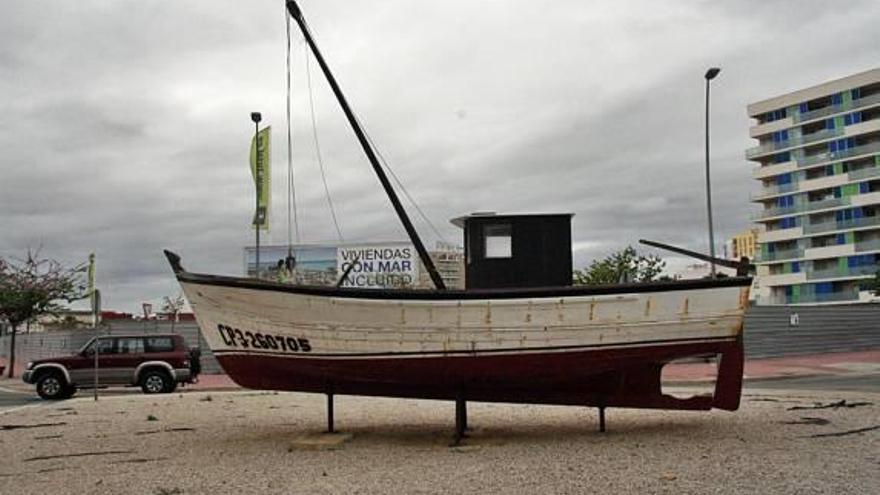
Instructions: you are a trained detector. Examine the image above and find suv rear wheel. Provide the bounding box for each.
[140,369,172,394]
[36,372,68,400]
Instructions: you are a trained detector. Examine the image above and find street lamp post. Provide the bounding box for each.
[704,67,721,277]
[251,112,262,279]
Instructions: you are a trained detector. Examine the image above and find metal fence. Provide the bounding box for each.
[744,304,880,358]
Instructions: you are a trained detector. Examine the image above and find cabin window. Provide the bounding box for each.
[483,223,512,258]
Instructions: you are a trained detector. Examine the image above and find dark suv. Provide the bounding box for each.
[22,334,201,400]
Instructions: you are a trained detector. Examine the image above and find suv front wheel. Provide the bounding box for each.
[36,372,70,400]
[140,369,172,394]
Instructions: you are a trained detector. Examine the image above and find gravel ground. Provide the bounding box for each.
[0,388,877,494]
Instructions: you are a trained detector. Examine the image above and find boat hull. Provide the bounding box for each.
[171,263,749,411]
[214,339,743,410]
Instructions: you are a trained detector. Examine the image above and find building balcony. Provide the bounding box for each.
[758,290,860,306]
[807,264,877,281]
[848,166,880,181]
[751,172,859,202]
[792,92,880,124]
[751,182,799,201]
[855,237,880,252]
[760,272,807,287]
[753,197,846,221]
[758,227,803,243]
[746,128,845,160]
[797,138,880,169]
[752,160,797,180]
[803,214,880,235]
[803,243,855,260]
[754,247,804,263]
[752,166,880,203]
[749,117,794,139]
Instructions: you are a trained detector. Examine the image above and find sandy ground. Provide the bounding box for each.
[0,388,877,495]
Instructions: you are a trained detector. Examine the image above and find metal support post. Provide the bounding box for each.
[454,390,468,444]
[327,392,335,433]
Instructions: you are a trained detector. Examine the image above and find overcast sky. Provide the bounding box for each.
[1,0,878,312]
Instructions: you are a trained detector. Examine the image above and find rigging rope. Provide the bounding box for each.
[290,10,444,249]
[285,9,301,248]
[360,121,450,246]
[305,50,344,241]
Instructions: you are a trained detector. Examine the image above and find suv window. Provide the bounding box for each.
[145,337,174,353]
[84,338,116,355]
[116,337,145,354]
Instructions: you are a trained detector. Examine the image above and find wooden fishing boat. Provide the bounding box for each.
[166,249,750,436]
[165,1,752,436]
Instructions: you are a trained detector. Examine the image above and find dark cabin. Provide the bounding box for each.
[451,212,573,290]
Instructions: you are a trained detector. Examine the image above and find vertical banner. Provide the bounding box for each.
[87,253,97,327]
[250,126,271,231]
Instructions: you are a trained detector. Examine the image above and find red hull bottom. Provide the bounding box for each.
[215,338,744,411]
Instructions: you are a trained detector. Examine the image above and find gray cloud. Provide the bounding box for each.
[1,0,878,311]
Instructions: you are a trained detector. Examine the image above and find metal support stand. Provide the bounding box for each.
[598,406,606,433]
[326,392,335,433]
[454,393,468,444]
[461,399,468,432]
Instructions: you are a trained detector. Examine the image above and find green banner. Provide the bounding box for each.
[250,126,271,231]
[87,253,96,303]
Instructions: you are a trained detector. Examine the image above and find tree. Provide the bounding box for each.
[0,251,86,378]
[573,246,666,286]
[161,293,186,332]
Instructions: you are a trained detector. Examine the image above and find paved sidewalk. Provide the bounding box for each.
[662,349,880,382]
[2,350,879,394]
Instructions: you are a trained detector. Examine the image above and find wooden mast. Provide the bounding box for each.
[285,1,447,290]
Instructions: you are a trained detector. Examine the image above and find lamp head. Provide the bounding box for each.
[705,67,721,80]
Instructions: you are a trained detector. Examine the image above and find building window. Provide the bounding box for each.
[766,108,787,122]
[844,112,862,126]
[483,223,512,259]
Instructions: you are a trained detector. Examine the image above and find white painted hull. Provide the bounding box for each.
[182,281,748,359]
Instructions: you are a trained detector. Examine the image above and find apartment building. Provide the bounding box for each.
[748,68,880,305]
[729,228,759,260]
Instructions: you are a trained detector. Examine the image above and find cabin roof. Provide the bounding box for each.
[450,212,575,229]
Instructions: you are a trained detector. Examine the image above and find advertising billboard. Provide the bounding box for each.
[337,244,418,288]
[244,242,418,289]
